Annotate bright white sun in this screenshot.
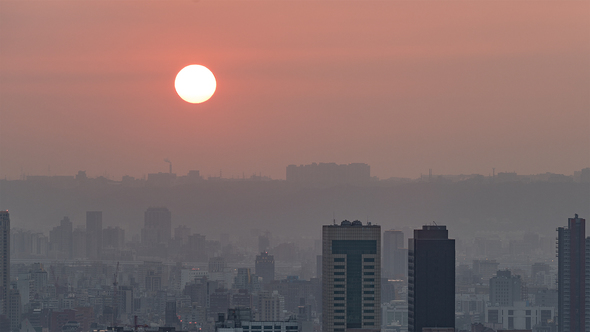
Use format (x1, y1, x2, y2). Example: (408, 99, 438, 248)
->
(175, 64, 216, 104)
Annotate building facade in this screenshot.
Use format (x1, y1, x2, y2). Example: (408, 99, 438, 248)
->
(142, 207, 172, 245)
(322, 220, 381, 332)
(557, 214, 589, 332)
(382, 230, 407, 280)
(489, 270, 522, 306)
(255, 252, 275, 284)
(408, 225, 455, 332)
(0, 211, 9, 317)
(86, 211, 103, 259)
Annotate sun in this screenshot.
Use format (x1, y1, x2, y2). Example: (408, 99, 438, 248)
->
(175, 65, 216, 104)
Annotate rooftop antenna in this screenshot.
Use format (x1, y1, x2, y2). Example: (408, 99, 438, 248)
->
(333, 212, 336, 225)
(164, 158, 172, 174)
(432, 221, 438, 226)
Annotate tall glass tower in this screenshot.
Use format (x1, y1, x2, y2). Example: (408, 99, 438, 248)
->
(322, 220, 381, 332)
(0, 211, 10, 317)
(557, 214, 588, 332)
(408, 225, 455, 332)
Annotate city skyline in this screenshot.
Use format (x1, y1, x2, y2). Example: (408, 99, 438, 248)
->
(1, 1, 588, 181)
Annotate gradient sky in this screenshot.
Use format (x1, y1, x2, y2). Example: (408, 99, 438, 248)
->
(1, 0, 588, 180)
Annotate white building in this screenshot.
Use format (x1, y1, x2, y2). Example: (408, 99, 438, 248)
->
(485, 301, 554, 330)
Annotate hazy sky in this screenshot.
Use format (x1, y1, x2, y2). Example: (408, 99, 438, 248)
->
(1, 0, 588, 180)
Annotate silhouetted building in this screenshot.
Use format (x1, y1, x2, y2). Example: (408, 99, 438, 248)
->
(49, 217, 72, 259)
(255, 252, 275, 284)
(557, 214, 588, 332)
(142, 207, 172, 245)
(408, 225, 455, 332)
(322, 220, 381, 332)
(0, 212, 8, 326)
(286, 163, 370, 184)
(86, 211, 103, 259)
(383, 230, 407, 279)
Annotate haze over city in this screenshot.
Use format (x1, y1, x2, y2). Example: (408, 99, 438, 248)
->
(1, 1, 590, 332)
(1, 1, 588, 180)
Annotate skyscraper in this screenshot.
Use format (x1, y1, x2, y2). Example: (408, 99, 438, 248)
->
(382, 230, 407, 279)
(322, 220, 381, 332)
(557, 214, 588, 332)
(86, 211, 103, 259)
(141, 207, 172, 245)
(408, 225, 455, 332)
(0, 211, 9, 317)
(255, 252, 275, 284)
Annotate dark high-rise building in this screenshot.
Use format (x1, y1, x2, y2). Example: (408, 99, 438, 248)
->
(557, 214, 588, 332)
(383, 230, 407, 279)
(0, 211, 9, 317)
(255, 252, 275, 283)
(408, 225, 455, 332)
(142, 207, 172, 245)
(322, 220, 381, 332)
(86, 211, 103, 259)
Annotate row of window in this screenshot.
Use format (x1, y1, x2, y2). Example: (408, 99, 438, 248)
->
(334, 271, 375, 276)
(333, 278, 374, 282)
(334, 265, 375, 269)
(333, 309, 374, 314)
(334, 258, 375, 262)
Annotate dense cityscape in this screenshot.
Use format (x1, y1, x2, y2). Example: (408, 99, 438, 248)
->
(0, 164, 588, 332)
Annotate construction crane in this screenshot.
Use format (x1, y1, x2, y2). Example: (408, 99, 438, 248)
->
(112, 262, 120, 327)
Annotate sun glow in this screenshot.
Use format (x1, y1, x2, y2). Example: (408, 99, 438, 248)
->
(175, 65, 216, 104)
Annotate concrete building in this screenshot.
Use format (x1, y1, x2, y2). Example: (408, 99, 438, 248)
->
(485, 301, 554, 330)
(382, 230, 407, 280)
(322, 220, 381, 332)
(86, 211, 103, 259)
(142, 207, 172, 245)
(0, 211, 9, 317)
(557, 214, 589, 332)
(255, 252, 275, 284)
(489, 270, 522, 306)
(408, 225, 455, 332)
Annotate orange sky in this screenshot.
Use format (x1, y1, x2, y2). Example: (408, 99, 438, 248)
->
(1, 0, 588, 180)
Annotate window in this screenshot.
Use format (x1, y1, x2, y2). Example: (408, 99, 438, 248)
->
(363, 316, 374, 320)
(363, 258, 374, 262)
(334, 297, 345, 301)
(264, 326, 272, 329)
(334, 316, 345, 319)
(364, 265, 375, 269)
(334, 265, 345, 269)
(363, 303, 374, 307)
(508, 317, 514, 329)
(334, 303, 344, 307)
(364, 278, 375, 282)
(334, 329, 344, 332)
(363, 291, 374, 294)
(364, 284, 375, 288)
(334, 291, 344, 294)
(363, 272, 374, 276)
(363, 297, 375, 301)
(363, 310, 374, 313)
(334, 278, 345, 282)
(508, 310, 514, 315)
(363, 322, 374, 326)
(334, 310, 345, 313)
(526, 310, 531, 315)
(334, 272, 345, 276)
(334, 285, 344, 288)
(334, 258, 345, 262)
(334, 322, 344, 326)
